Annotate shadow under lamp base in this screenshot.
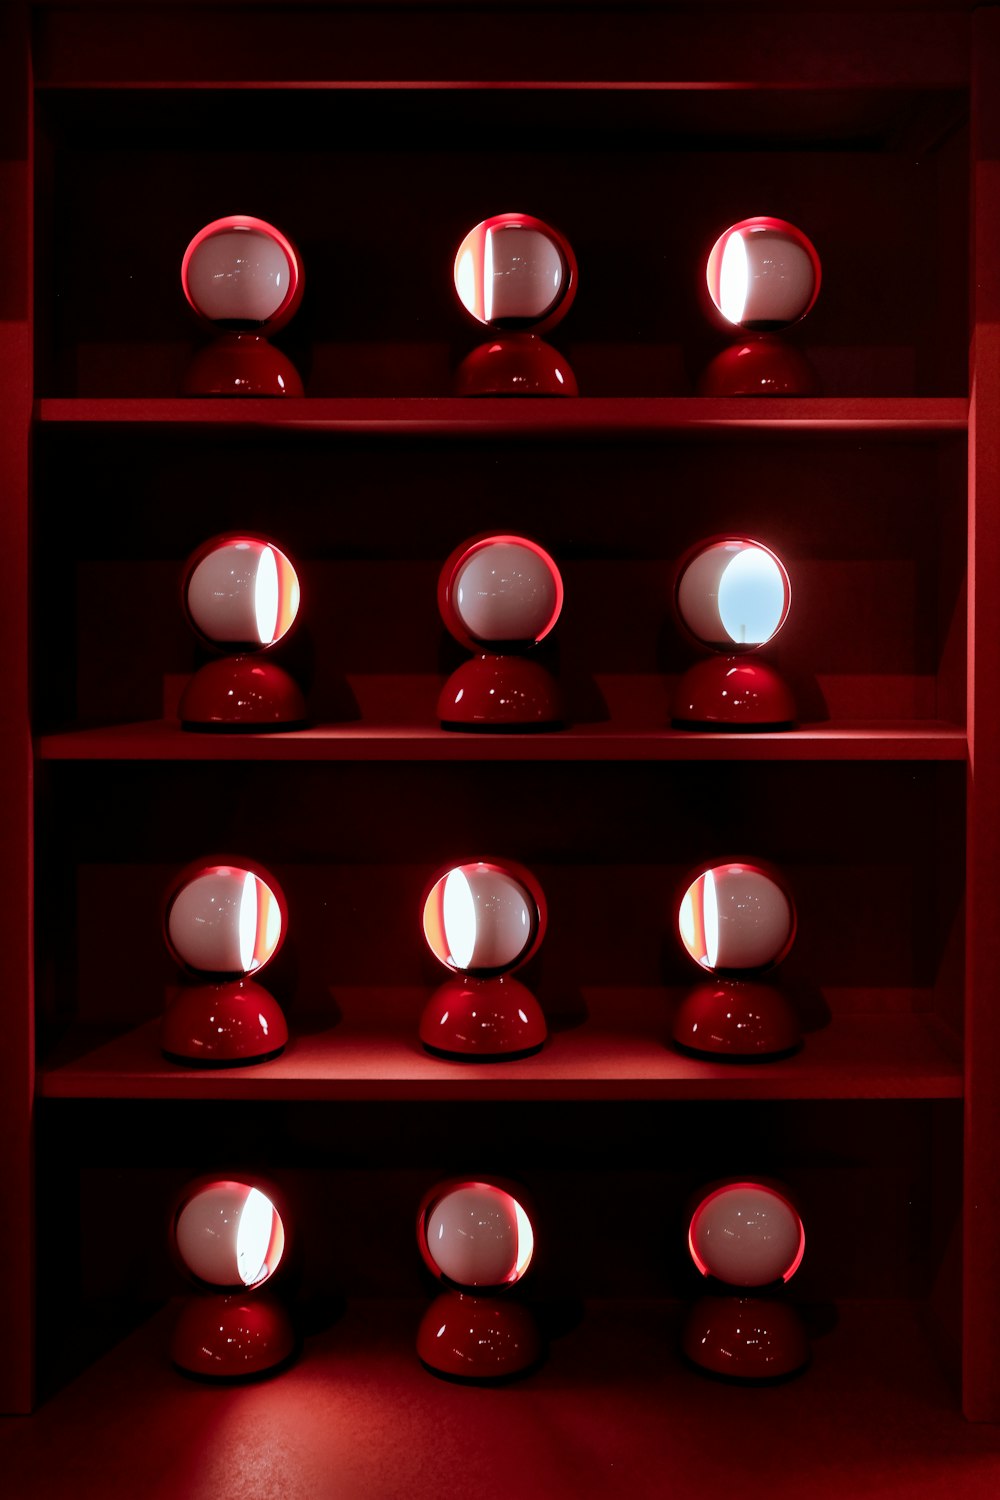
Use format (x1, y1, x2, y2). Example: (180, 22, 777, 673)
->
(698, 336, 819, 397)
(439, 654, 564, 731)
(672, 657, 795, 730)
(672, 979, 801, 1060)
(181, 333, 304, 397)
(682, 1294, 809, 1382)
(179, 657, 307, 731)
(420, 974, 547, 1060)
(455, 334, 578, 397)
(171, 1292, 296, 1380)
(416, 1290, 543, 1380)
(160, 979, 289, 1066)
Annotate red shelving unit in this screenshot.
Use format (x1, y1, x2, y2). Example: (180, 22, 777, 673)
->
(3, 1, 1000, 1492)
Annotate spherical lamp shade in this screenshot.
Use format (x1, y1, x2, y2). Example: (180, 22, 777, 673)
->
(182, 217, 304, 333)
(160, 860, 290, 1066)
(453, 213, 578, 396)
(415, 1178, 542, 1380)
(672, 537, 796, 730)
(678, 862, 795, 975)
(437, 536, 565, 730)
(454, 214, 576, 333)
(184, 536, 300, 649)
(178, 534, 307, 732)
(706, 218, 820, 332)
(688, 1181, 805, 1288)
(419, 860, 548, 1059)
(169, 1178, 295, 1379)
(672, 860, 801, 1059)
(180, 216, 304, 395)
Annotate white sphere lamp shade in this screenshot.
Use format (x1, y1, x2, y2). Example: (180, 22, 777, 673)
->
(679, 862, 795, 975)
(166, 864, 284, 978)
(421, 1182, 534, 1289)
(174, 1180, 286, 1290)
(184, 536, 300, 649)
(454, 214, 576, 332)
(706, 218, 821, 332)
(688, 1180, 805, 1288)
(423, 862, 538, 976)
(182, 216, 304, 333)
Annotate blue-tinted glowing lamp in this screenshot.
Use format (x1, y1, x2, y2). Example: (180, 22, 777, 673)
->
(671, 537, 796, 730)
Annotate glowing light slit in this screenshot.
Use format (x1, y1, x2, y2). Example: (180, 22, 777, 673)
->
(483, 229, 494, 324)
(236, 1188, 277, 1286)
(513, 1199, 534, 1279)
(254, 545, 280, 645)
(720, 231, 749, 325)
(239, 872, 258, 972)
(443, 868, 477, 970)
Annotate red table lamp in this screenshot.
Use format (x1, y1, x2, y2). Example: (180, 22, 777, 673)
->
(453, 212, 578, 395)
(160, 857, 290, 1065)
(682, 1178, 809, 1380)
(437, 533, 565, 729)
(178, 532, 307, 731)
(700, 217, 821, 395)
(181, 215, 305, 395)
(169, 1177, 296, 1379)
(415, 1178, 542, 1379)
(671, 535, 795, 729)
(672, 858, 801, 1058)
(420, 857, 548, 1059)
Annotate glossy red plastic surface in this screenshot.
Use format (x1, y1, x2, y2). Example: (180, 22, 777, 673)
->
(438, 653, 563, 729)
(682, 1295, 809, 1381)
(170, 1291, 296, 1379)
(419, 973, 547, 1058)
(672, 978, 801, 1059)
(180, 333, 304, 397)
(160, 978, 289, 1065)
(416, 1290, 542, 1380)
(454, 334, 578, 396)
(178, 656, 307, 730)
(698, 337, 819, 396)
(181, 216, 304, 333)
(672, 656, 796, 730)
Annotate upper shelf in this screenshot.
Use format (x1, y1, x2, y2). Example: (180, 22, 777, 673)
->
(36, 718, 968, 764)
(34, 397, 969, 437)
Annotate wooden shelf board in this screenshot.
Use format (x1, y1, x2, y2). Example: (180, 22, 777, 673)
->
(36, 718, 968, 764)
(37, 1008, 963, 1103)
(34, 397, 969, 437)
(2, 1299, 998, 1500)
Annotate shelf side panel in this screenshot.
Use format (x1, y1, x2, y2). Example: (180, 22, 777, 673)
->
(0, 0, 34, 1416)
(964, 4, 1000, 1425)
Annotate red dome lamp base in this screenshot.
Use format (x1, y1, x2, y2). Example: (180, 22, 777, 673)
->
(161, 979, 289, 1066)
(417, 1290, 543, 1380)
(420, 974, 547, 1060)
(682, 1295, 809, 1381)
(439, 654, 563, 730)
(179, 657, 307, 731)
(455, 334, 578, 397)
(672, 978, 801, 1060)
(698, 336, 819, 397)
(171, 1292, 296, 1380)
(672, 656, 795, 730)
(181, 333, 304, 397)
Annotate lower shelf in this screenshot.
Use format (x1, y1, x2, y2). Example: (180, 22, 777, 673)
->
(2, 1299, 998, 1499)
(37, 1003, 963, 1101)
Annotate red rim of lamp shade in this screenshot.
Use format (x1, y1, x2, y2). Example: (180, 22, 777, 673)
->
(415, 1177, 542, 1380)
(683, 1178, 808, 1380)
(177, 533, 308, 731)
(169, 1176, 296, 1379)
(419, 857, 549, 1059)
(437, 534, 565, 730)
(160, 857, 290, 1066)
(671, 535, 796, 730)
(672, 858, 801, 1058)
